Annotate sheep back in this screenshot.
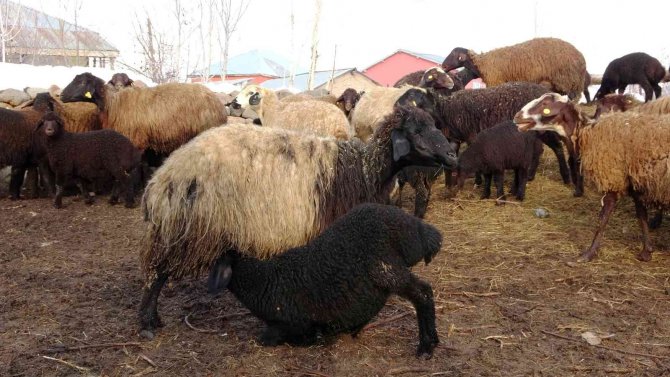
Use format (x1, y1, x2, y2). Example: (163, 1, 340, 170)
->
(141, 124, 340, 279)
(54, 100, 101, 133)
(105, 83, 227, 153)
(350, 87, 413, 141)
(0, 107, 43, 166)
(471, 38, 586, 97)
(579, 112, 670, 204)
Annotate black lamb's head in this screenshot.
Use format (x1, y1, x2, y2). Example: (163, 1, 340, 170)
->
(36, 111, 65, 138)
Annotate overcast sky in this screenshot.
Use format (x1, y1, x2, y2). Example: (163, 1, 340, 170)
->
(16, 0, 670, 77)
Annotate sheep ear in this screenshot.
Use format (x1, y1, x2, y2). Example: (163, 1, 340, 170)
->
(391, 129, 410, 161)
(34, 120, 44, 131)
(207, 255, 233, 294)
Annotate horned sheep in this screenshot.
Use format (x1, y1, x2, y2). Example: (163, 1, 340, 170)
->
(515, 93, 670, 262)
(232, 85, 353, 139)
(138, 105, 458, 336)
(215, 203, 442, 358)
(442, 37, 587, 100)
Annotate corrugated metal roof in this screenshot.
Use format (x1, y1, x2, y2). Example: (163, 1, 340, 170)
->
(2, 0, 118, 54)
(260, 68, 355, 91)
(195, 49, 303, 77)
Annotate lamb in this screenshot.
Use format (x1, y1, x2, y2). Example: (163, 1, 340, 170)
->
(36, 111, 142, 208)
(232, 85, 354, 140)
(396, 83, 578, 195)
(593, 52, 666, 102)
(514, 92, 670, 262)
(138, 105, 458, 336)
(0, 92, 57, 199)
(60, 72, 226, 155)
(456, 120, 544, 203)
(394, 67, 469, 96)
(107, 72, 134, 91)
(335, 88, 363, 118)
(442, 37, 587, 99)
(211, 203, 442, 358)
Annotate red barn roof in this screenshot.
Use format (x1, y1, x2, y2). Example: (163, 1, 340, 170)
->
(362, 50, 444, 87)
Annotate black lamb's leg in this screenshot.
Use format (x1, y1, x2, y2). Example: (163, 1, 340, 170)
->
(515, 168, 528, 201)
(396, 274, 438, 359)
(652, 82, 662, 100)
(540, 134, 571, 185)
(640, 80, 654, 102)
(25, 166, 39, 199)
(9, 165, 27, 200)
(580, 191, 618, 262)
(413, 172, 431, 219)
(630, 190, 653, 262)
(138, 270, 169, 338)
(494, 171, 505, 204)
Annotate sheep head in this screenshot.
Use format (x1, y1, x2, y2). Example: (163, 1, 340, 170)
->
(231, 84, 264, 110)
(594, 94, 640, 119)
(107, 73, 134, 90)
(335, 88, 361, 114)
(30, 92, 56, 113)
(35, 111, 65, 138)
(420, 67, 454, 90)
(61, 72, 106, 108)
(514, 93, 579, 139)
(389, 105, 457, 169)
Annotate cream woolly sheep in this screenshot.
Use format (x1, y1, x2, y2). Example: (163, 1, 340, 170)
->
(138, 105, 458, 336)
(515, 93, 670, 262)
(60, 72, 227, 155)
(442, 37, 587, 100)
(232, 85, 353, 140)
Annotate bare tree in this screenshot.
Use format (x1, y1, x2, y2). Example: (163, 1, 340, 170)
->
(214, 0, 250, 79)
(307, 0, 321, 90)
(0, 0, 22, 63)
(133, 14, 177, 84)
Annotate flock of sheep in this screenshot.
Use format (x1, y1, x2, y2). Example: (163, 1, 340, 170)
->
(1, 36, 669, 359)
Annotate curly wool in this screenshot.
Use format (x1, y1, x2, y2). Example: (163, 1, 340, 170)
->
(469, 38, 586, 97)
(578, 112, 670, 205)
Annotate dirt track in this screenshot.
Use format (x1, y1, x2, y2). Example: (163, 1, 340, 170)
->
(2, 152, 670, 376)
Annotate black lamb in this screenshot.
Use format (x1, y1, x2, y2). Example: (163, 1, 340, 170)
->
(456, 121, 543, 202)
(36, 111, 142, 208)
(208, 203, 443, 358)
(594, 52, 666, 102)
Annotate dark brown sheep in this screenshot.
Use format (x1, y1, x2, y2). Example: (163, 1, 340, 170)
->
(594, 52, 666, 102)
(335, 88, 363, 118)
(107, 73, 134, 91)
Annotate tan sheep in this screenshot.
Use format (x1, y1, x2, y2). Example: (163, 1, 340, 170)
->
(443, 38, 587, 100)
(515, 92, 670, 262)
(232, 85, 353, 140)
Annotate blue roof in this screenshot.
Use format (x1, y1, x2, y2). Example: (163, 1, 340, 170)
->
(200, 49, 304, 77)
(260, 68, 356, 91)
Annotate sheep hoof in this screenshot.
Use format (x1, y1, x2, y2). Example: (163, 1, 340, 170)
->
(577, 251, 595, 263)
(53, 202, 62, 209)
(415, 344, 436, 359)
(108, 197, 119, 205)
(124, 202, 136, 209)
(139, 329, 155, 340)
(573, 190, 584, 198)
(635, 250, 652, 262)
(84, 198, 95, 205)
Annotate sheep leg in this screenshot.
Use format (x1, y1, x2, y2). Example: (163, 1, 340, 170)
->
(511, 170, 519, 196)
(78, 180, 95, 205)
(108, 180, 120, 205)
(541, 135, 571, 184)
(9, 165, 27, 200)
(648, 209, 664, 229)
(514, 169, 528, 201)
(630, 191, 653, 262)
(394, 176, 406, 207)
(396, 274, 438, 359)
(580, 191, 618, 262)
(38, 161, 55, 197)
(494, 171, 505, 205)
(413, 172, 431, 219)
(528, 144, 543, 181)
(652, 82, 662, 100)
(480, 173, 492, 199)
(640, 80, 655, 102)
(138, 270, 169, 337)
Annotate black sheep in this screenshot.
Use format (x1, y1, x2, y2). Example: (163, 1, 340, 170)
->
(0, 93, 56, 199)
(36, 111, 142, 208)
(456, 121, 543, 202)
(393, 165, 443, 218)
(583, 71, 592, 103)
(209, 203, 443, 358)
(594, 52, 666, 102)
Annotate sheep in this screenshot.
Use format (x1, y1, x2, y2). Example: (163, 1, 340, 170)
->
(36, 111, 142, 208)
(60, 72, 227, 155)
(0, 92, 57, 199)
(392, 165, 444, 218)
(232, 85, 353, 140)
(396, 83, 579, 195)
(455, 120, 544, 203)
(442, 37, 587, 99)
(107, 73, 134, 91)
(210, 203, 442, 358)
(138, 105, 458, 336)
(514, 92, 670, 262)
(393, 67, 469, 96)
(593, 52, 666, 102)
(335, 88, 363, 118)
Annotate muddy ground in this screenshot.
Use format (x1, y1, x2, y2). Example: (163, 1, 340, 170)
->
(1, 151, 670, 376)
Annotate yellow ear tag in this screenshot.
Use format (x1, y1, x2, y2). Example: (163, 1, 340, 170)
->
(427, 75, 433, 80)
(411, 100, 417, 106)
(542, 108, 551, 115)
(84, 91, 92, 99)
